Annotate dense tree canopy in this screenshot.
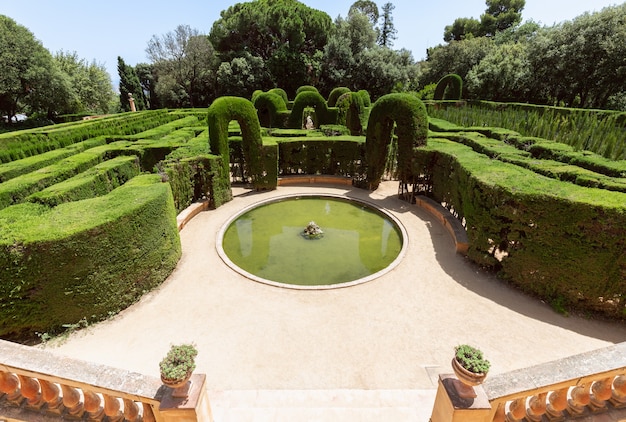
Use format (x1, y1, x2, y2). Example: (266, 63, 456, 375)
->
(423, 2, 626, 110)
(209, 0, 332, 96)
(444, 0, 525, 41)
(54, 51, 115, 115)
(118, 56, 146, 111)
(0, 15, 59, 121)
(146, 25, 218, 108)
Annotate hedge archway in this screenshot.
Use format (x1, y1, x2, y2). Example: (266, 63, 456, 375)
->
(207, 96, 274, 190)
(364, 93, 429, 190)
(433, 74, 463, 100)
(328, 87, 351, 107)
(287, 90, 338, 128)
(253, 92, 288, 128)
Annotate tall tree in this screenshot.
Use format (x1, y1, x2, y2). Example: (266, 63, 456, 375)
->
(54, 51, 115, 114)
(146, 25, 218, 107)
(348, 0, 379, 26)
(319, 12, 377, 93)
(117, 57, 145, 111)
(209, 0, 332, 96)
(480, 0, 525, 37)
(0, 15, 59, 122)
(528, 3, 626, 108)
(443, 17, 482, 42)
(378, 2, 397, 47)
(134, 63, 159, 109)
(419, 36, 495, 92)
(443, 0, 525, 41)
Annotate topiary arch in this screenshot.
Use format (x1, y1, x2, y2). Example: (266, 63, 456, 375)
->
(364, 93, 429, 190)
(287, 90, 339, 128)
(327, 87, 351, 107)
(207, 96, 275, 190)
(253, 92, 288, 128)
(433, 73, 463, 100)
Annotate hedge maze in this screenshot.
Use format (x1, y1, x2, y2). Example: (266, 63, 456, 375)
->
(1, 87, 625, 341)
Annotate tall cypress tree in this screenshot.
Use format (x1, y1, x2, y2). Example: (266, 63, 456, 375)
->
(117, 56, 145, 111)
(378, 2, 397, 48)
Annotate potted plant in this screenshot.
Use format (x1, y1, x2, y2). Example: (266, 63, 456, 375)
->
(451, 344, 490, 398)
(159, 344, 198, 389)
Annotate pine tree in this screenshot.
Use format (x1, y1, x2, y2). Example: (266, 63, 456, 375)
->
(378, 2, 397, 48)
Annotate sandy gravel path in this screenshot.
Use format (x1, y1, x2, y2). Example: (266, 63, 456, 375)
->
(44, 182, 626, 390)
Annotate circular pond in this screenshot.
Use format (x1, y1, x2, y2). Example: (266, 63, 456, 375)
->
(217, 194, 407, 289)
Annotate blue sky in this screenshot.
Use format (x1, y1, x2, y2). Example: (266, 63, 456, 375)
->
(1, 0, 621, 84)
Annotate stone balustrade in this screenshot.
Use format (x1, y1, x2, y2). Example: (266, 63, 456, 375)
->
(0, 340, 212, 421)
(431, 342, 626, 421)
(484, 342, 626, 421)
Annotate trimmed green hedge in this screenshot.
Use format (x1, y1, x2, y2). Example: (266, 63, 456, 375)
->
(295, 85, 319, 96)
(433, 74, 463, 100)
(0, 110, 180, 164)
(414, 137, 626, 318)
(365, 93, 429, 189)
(287, 91, 339, 129)
(0, 136, 108, 183)
(268, 88, 289, 105)
(427, 100, 626, 160)
(208, 96, 275, 190)
(253, 92, 289, 128)
(328, 87, 351, 107)
(26, 156, 141, 207)
(0, 174, 181, 340)
(276, 137, 365, 176)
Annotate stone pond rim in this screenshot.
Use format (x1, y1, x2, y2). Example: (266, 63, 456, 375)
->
(216, 193, 408, 290)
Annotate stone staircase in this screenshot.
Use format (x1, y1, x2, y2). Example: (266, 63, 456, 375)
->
(208, 389, 437, 421)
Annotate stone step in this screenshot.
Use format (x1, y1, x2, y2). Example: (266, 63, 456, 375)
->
(208, 389, 437, 422)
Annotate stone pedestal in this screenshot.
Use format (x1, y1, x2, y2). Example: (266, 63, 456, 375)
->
(159, 374, 213, 422)
(430, 374, 491, 422)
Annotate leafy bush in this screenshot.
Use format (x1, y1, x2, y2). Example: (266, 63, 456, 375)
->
(455, 345, 490, 374)
(159, 344, 198, 381)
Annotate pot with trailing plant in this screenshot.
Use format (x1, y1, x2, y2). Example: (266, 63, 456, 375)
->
(159, 344, 198, 392)
(451, 344, 490, 398)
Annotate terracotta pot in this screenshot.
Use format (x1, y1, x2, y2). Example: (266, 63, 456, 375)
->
(161, 372, 192, 389)
(451, 358, 487, 387)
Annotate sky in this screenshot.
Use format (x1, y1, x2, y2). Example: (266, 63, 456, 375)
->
(1, 0, 622, 85)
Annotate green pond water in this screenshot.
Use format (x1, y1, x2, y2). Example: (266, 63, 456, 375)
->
(221, 196, 403, 286)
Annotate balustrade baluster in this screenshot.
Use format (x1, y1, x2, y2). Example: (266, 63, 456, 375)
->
(103, 394, 124, 422)
(142, 402, 157, 422)
(491, 402, 506, 422)
(61, 383, 85, 417)
(589, 377, 614, 411)
(568, 382, 591, 415)
(84, 390, 105, 420)
(123, 398, 141, 421)
(0, 370, 22, 404)
(526, 392, 548, 421)
(39, 379, 63, 414)
(506, 397, 527, 421)
(546, 387, 569, 420)
(17, 374, 44, 408)
(611, 375, 626, 407)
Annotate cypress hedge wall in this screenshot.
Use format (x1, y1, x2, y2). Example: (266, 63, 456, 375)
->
(253, 92, 289, 128)
(414, 137, 626, 318)
(287, 91, 339, 129)
(0, 110, 180, 163)
(208, 96, 275, 190)
(327, 87, 351, 107)
(0, 174, 181, 340)
(433, 74, 463, 100)
(365, 93, 429, 189)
